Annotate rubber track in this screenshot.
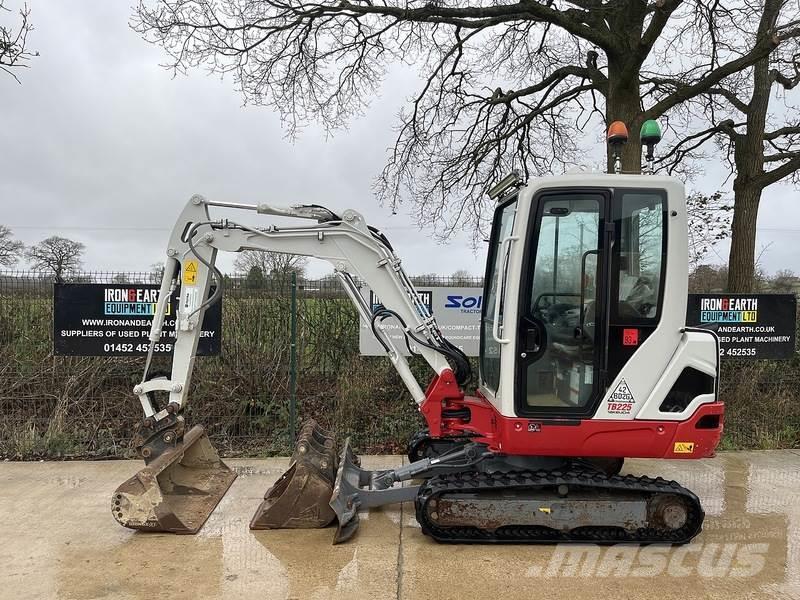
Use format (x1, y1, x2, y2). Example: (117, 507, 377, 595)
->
(415, 469, 704, 544)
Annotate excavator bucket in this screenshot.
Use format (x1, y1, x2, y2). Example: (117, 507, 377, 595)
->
(112, 425, 237, 534)
(250, 419, 339, 529)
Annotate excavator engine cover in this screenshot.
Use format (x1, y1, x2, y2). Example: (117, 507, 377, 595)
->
(250, 419, 338, 529)
(112, 425, 237, 534)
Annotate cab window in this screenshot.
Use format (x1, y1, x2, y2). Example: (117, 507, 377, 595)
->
(614, 191, 666, 323)
(480, 197, 518, 393)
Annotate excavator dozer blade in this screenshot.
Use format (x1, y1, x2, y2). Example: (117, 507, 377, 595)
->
(112, 425, 237, 534)
(329, 436, 362, 544)
(329, 437, 421, 544)
(250, 419, 338, 529)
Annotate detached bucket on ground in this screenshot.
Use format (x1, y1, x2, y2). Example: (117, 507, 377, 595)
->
(250, 419, 338, 529)
(112, 425, 237, 534)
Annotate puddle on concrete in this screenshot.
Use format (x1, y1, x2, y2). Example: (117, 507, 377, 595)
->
(245, 508, 399, 600)
(2, 452, 796, 600)
(400, 452, 800, 600)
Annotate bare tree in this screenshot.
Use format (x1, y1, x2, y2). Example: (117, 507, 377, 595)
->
(450, 269, 476, 286)
(685, 192, 732, 267)
(1, 1, 36, 83)
(657, 1, 800, 292)
(411, 273, 441, 286)
(769, 268, 798, 292)
(0, 224, 24, 267)
(26, 236, 85, 283)
(133, 0, 800, 241)
(234, 250, 307, 280)
(112, 273, 133, 284)
(688, 264, 728, 293)
(148, 261, 165, 283)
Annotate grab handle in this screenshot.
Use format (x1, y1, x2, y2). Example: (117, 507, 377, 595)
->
(492, 235, 518, 344)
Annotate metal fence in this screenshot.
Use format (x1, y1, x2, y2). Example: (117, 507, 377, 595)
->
(0, 271, 482, 459)
(0, 270, 797, 458)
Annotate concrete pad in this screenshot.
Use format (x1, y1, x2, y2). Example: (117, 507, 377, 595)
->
(401, 452, 800, 600)
(0, 456, 403, 600)
(0, 451, 798, 599)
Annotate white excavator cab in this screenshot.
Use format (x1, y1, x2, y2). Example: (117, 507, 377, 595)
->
(479, 175, 715, 424)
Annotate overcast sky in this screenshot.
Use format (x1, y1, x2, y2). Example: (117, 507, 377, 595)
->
(1, 2, 798, 278)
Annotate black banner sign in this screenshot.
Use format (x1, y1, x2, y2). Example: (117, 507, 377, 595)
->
(687, 293, 796, 359)
(53, 283, 222, 356)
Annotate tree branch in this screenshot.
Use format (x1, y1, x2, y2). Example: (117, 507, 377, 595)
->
(656, 120, 740, 173)
(765, 125, 800, 140)
(0, 0, 36, 83)
(757, 154, 800, 187)
(707, 86, 750, 113)
(643, 34, 781, 119)
(488, 63, 599, 104)
(640, 0, 684, 53)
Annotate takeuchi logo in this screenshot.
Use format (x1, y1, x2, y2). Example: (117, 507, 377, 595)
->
(699, 297, 758, 323)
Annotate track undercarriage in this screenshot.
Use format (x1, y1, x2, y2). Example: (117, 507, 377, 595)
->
(248, 421, 705, 545)
(415, 470, 702, 544)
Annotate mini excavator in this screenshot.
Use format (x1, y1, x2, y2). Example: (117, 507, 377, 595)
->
(112, 121, 723, 544)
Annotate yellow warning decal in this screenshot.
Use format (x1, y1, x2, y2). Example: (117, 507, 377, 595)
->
(183, 260, 198, 285)
(538, 507, 551, 514)
(673, 442, 695, 454)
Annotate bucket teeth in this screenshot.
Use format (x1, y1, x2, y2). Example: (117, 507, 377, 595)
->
(112, 425, 237, 534)
(250, 419, 339, 529)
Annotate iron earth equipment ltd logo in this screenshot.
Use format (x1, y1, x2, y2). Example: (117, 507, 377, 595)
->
(699, 297, 758, 323)
(103, 287, 171, 317)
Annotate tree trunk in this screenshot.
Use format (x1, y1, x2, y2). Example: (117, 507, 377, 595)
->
(726, 87, 766, 293)
(605, 60, 643, 174)
(727, 183, 762, 292)
(726, 32, 772, 293)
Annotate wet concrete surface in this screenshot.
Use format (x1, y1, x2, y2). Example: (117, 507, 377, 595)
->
(0, 451, 798, 599)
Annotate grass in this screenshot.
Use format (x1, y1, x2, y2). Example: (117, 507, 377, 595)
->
(0, 422, 83, 459)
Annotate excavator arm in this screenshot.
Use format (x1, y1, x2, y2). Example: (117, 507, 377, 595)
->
(112, 194, 470, 535)
(136, 194, 465, 418)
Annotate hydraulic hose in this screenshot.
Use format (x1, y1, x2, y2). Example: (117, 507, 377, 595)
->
(185, 221, 224, 319)
(141, 221, 222, 385)
(370, 307, 472, 386)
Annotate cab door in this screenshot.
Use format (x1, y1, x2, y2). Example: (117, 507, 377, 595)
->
(514, 189, 611, 417)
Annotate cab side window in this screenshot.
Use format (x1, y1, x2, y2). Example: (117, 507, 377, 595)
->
(480, 198, 518, 393)
(615, 192, 666, 323)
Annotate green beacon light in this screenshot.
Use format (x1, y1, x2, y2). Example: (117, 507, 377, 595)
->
(640, 119, 662, 173)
